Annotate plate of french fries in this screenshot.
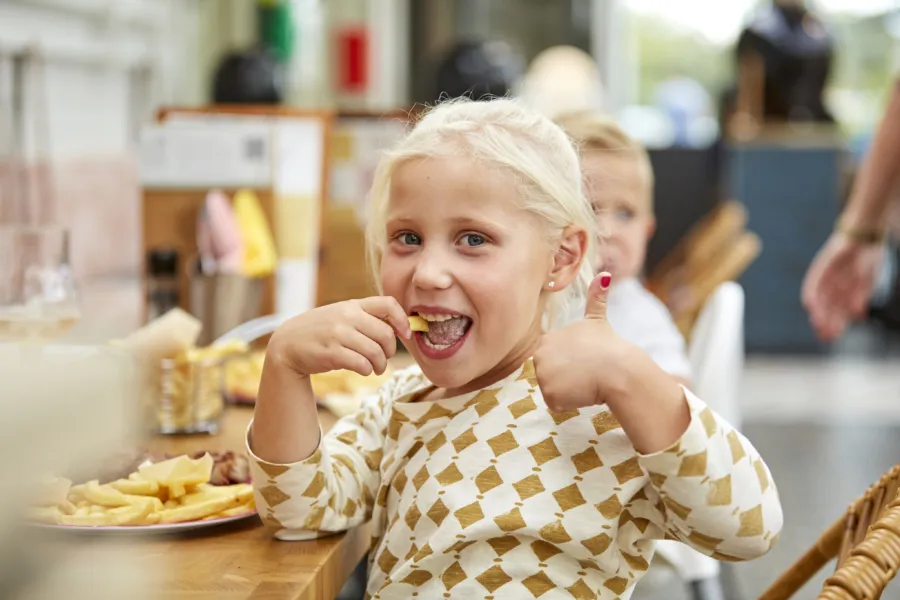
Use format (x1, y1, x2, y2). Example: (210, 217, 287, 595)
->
(27, 453, 257, 533)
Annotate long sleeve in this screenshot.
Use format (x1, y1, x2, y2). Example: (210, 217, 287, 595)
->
(246, 389, 391, 540)
(636, 389, 783, 561)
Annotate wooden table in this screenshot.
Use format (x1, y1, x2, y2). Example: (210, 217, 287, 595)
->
(45, 406, 369, 600)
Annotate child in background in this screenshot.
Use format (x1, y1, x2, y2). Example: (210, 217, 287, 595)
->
(555, 112, 692, 386)
(248, 99, 781, 599)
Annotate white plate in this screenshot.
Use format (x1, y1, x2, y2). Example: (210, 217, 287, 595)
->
(30, 510, 259, 535)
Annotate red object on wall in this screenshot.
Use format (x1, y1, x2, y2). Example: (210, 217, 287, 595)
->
(337, 27, 368, 93)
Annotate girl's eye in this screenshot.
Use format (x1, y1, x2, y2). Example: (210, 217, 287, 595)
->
(397, 232, 422, 245)
(615, 208, 635, 222)
(460, 233, 486, 247)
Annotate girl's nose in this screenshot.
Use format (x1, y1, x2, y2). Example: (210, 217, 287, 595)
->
(412, 248, 453, 290)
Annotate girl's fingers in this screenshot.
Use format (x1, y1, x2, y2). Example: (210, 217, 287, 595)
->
(331, 346, 375, 377)
(339, 328, 389, 376)
(359, 296, 412, 339)
(355, 314, 398, 360)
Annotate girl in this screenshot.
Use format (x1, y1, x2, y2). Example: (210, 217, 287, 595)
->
(248, 98, 782, 599)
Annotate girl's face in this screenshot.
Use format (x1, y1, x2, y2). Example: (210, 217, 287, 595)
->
(381, 155, 558, 395)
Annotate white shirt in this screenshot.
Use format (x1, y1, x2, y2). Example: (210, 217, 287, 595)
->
(567, 277, 693, 381)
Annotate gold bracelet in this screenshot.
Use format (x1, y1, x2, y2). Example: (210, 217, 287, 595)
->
(836, 220, 885, 245)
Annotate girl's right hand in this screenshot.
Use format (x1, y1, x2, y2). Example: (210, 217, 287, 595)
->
(266, 296, 412, 378)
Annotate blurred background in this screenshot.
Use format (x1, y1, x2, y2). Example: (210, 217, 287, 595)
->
(3, 1, 900, 599)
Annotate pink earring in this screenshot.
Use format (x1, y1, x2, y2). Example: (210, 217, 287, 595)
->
(548, 281, 556, 289)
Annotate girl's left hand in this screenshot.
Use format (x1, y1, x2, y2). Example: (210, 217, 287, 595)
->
(534, 272, 642, 412)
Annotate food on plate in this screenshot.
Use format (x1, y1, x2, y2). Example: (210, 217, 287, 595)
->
(74, 450, 250, 488)
(224, 350, 266, 404)
(408, 315, 429, 332)
(311, 369, 393, 397)
(29, 453, 255, 527)
(224, 351, 393, 406)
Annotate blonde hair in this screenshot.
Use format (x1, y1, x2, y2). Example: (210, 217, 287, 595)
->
(555, 111, 655, 210)
(365, 97, 597, 330)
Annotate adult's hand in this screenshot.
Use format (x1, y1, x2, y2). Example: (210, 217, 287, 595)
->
(802, 81, 900, 342)
(801, 232, 884, 342)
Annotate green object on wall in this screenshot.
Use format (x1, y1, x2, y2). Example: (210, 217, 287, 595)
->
(257, 0, 294, 63)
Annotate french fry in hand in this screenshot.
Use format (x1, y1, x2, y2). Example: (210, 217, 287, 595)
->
(408, 315, 429, 332)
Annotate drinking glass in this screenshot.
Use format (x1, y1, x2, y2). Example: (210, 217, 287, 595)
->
(0, 225, 80, 341)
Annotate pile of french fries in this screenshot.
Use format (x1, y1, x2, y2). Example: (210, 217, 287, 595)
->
(29, 453, 255, 527)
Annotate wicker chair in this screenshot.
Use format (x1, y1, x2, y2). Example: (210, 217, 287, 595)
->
(760, 465, 900, 600)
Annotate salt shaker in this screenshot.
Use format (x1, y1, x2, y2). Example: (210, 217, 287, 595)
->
(146, 249, 180, 323)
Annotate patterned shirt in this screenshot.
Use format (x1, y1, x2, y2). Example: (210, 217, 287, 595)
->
(247, 360, 782, 599)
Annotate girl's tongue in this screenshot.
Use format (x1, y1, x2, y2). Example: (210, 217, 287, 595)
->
(423, 316, 471, 346)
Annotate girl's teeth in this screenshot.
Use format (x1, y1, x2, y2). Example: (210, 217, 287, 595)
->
(422, 314, 455, 322)
(422, 336, 451, 351)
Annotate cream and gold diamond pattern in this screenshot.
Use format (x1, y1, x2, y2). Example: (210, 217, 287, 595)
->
(528, 437, 561, 466)
(487, 536, 520, 556)
(522, 571, 555, 597)
(248, 360, 782, 599)
(475, 466, 504, 494)
(531, 540, 562, 562)
(487, 431, 519, 457)
(513, 474, 545, 500)
(508, 395, 537, 419)
(453, 501, 486, 530)
(552, 483, 587, 512)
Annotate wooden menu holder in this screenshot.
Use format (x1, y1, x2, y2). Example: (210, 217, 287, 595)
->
(140, 105, 333, 324)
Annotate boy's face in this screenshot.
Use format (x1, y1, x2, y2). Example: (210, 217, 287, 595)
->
(582, 151, 655, 280)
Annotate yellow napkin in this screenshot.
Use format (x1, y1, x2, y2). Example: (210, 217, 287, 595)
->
(233, 189, 278, 278)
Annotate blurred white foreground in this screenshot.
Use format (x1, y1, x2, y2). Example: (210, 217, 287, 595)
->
(0, 343, 162, 599)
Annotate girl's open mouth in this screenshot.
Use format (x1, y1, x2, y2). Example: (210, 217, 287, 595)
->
(413, 313, 473, 359)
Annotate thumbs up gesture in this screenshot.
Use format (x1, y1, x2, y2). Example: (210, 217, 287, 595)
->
(534, 272, 631, 412)
(583, 272, 613, 322)
(534, 272, 691, 452)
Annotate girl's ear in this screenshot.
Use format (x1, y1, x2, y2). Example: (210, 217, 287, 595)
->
(646, 215, 657, 240)
(547, 226, 589, 291)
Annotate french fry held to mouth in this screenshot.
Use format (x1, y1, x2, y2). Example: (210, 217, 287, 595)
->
(408, 315, 429, 332)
